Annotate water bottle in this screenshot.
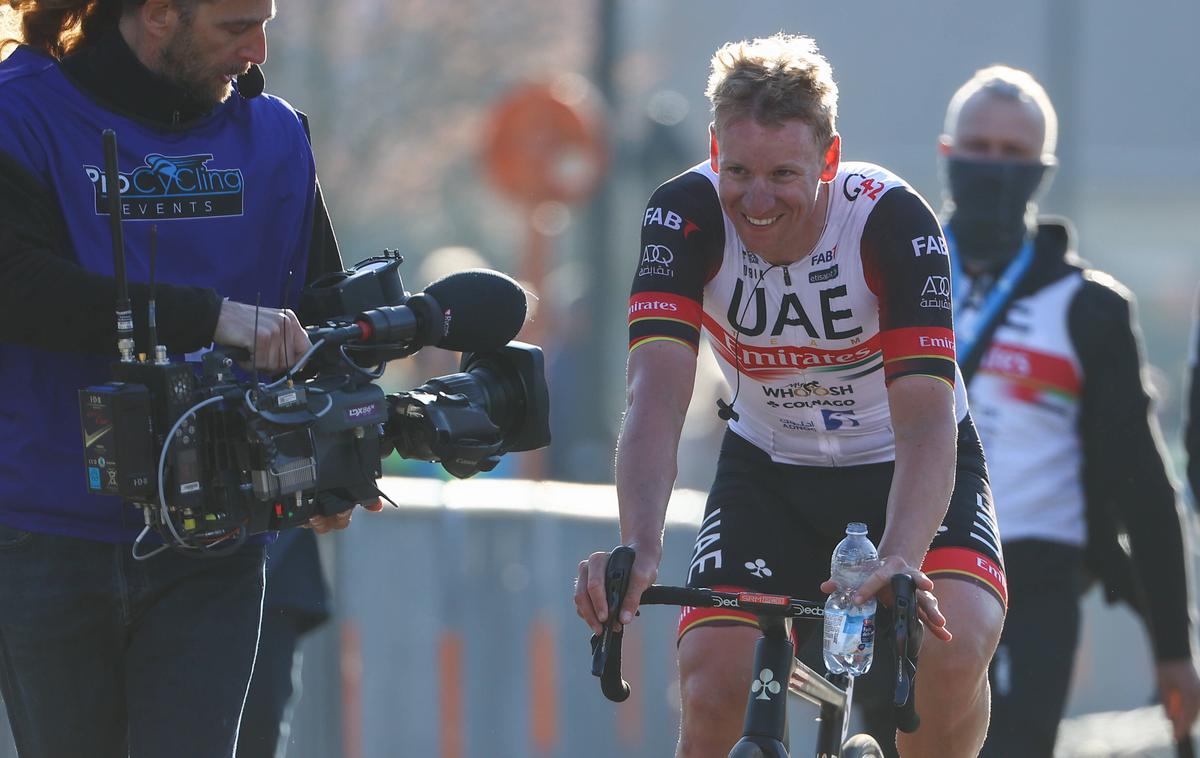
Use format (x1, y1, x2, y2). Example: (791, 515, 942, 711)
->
(822, 522, 878, 676)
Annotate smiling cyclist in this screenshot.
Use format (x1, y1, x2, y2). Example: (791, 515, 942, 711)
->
(575, 33, 1005, 758)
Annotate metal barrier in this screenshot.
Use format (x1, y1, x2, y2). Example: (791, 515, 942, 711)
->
(0, 477, 1169, 757)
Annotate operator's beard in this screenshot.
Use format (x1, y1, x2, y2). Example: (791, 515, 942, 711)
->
(158, 28, 243, 109)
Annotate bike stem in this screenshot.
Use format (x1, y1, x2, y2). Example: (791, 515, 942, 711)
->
(733, 614, 794, 755)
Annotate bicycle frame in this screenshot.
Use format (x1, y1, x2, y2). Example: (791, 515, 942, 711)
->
(590, 546, 921, 758)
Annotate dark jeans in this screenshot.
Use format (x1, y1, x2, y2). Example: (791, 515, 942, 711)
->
(0, 523, 265, 758)
(236, 610, 304, 758)
(979, 539, 1083, 758)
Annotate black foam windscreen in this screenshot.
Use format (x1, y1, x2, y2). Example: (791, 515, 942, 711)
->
(422, 269, 527, 352)
(236, 65, 265, 99)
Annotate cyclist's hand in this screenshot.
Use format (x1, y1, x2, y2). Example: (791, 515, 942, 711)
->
(1156, 658, 1200, 739)
(575, 544, 660, 636)
(820, 555, 952, 642)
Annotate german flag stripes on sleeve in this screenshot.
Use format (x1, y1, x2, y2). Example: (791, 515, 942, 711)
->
(628, 292, 703, 352)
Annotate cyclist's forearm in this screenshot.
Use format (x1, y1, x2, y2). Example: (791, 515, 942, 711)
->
(615, 396, 687, 553)
(879, 380, 957, 567)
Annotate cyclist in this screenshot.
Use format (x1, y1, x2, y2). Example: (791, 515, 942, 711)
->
(575, 33, 1005, 758)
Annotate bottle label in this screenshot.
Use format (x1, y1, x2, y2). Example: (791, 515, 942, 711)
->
(823, 608, 874, 657)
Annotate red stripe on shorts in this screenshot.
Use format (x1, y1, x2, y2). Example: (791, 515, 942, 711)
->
(922, 546, 1008, 608)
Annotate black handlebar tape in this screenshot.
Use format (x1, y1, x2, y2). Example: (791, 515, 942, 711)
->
(640, 585, 713, 607)
(891, 573, 922, 733)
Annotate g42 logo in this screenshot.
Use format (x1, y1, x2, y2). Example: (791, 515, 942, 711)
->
(842, 173, 886, 202)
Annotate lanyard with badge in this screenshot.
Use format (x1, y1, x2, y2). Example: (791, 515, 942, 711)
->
(947, 227, 1037, 377)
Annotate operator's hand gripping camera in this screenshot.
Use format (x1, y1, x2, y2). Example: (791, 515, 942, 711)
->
(78, 130, 550, 556)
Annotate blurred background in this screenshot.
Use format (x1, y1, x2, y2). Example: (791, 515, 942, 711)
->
(2, 0, 1198, 756)
(255, 0, 1200, 489)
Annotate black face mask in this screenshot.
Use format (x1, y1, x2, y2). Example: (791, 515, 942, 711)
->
(944, 156, 1056, 271)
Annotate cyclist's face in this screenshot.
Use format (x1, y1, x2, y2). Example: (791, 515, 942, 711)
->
(713, 117, 839, 265)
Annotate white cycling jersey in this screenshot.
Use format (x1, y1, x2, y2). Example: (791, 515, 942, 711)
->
(630, 160, 967, 466)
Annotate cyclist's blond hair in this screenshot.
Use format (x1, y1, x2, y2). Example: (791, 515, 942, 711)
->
(705, 33, 839, 149)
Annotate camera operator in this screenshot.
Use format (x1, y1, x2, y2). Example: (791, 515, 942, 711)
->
(0, 1, 359, 755)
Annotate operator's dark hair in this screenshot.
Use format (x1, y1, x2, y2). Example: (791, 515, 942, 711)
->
(1, 0, 203, 59)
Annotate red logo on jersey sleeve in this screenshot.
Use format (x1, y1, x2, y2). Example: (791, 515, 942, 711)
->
(880, 327, 956, 362)
(628, 291, 702, 327)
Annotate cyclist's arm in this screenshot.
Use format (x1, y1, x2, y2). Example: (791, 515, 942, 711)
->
(847, 185, 958, 639)
(576, 169, 719, 632)
(878, 375, 956, 571)
(614, 341, 698, 612)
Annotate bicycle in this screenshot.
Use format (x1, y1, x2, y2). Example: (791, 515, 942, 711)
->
(589, 545, 923, 758)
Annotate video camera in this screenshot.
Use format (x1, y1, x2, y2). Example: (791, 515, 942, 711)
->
(78, 131, 550, 556)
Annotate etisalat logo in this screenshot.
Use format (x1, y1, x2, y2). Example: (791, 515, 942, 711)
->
(83, 153, 245, 220)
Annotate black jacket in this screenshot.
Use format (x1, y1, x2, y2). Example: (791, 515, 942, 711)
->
(969, 220, 1191, 661)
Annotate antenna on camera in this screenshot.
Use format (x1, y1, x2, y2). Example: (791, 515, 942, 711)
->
(281, 269, 295, 378)
(148, 224, 167, 365)
(250, 292, 262, 390)
(102, 129, 136, 363)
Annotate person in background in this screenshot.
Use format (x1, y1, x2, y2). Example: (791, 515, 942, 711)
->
(937, 64, 1200, 756)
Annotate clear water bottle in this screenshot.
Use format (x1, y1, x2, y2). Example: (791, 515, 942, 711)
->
(822, 522, 878, 676)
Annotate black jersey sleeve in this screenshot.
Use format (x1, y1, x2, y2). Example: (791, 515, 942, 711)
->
(628, 169, 723, 353)
(1071, 273, 1192, 661)
(859, 186, 956, 387)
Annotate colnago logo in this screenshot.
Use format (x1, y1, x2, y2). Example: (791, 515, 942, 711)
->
(911, 234, 949, 257)
(85, 153, 245, 219)
(769, 398, 854, 409)
(752, 669, 782, 701)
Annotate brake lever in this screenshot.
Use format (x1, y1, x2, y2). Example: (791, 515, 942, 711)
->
(590, 545, 635, 702)
(891, 573, 924, 733)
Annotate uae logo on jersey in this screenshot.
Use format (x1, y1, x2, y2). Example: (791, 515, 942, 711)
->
(84, 153, 245, 220)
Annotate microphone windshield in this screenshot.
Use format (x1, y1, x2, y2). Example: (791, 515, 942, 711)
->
(422, 269, 527, 351)
(236, 65, 265, 99)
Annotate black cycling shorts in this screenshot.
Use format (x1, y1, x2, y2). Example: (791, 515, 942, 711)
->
(678, 415, 1006, 641)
